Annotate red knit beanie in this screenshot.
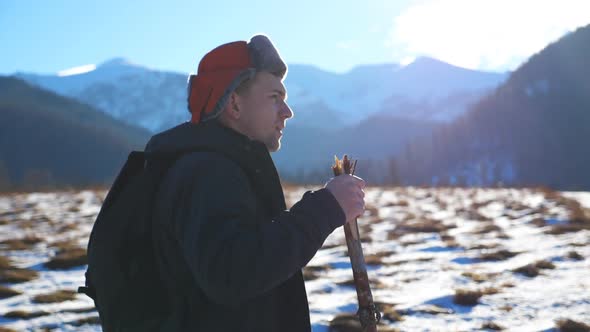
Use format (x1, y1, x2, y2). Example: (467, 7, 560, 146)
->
(187, 35, 287, 123)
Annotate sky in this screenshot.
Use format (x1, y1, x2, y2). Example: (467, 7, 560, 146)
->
(1, 0, 590, 75)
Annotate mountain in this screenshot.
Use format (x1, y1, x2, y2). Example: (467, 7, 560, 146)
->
(16, 59, 189, 132)
(16, 57, 507, 132)
(13, 56, 508, 184)
(285, 59, 507, 126)
(0, 76, 151, 190)
(398, 25, 590, 190)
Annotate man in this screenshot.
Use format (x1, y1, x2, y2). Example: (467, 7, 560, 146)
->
(147, 35, 365, 331)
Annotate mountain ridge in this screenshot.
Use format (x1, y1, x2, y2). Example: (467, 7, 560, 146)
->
(15, 56, 508, 131)
(398, 25, 590, 190)
(0, 76, 151, 190)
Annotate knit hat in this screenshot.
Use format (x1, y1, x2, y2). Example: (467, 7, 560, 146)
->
(187, 35, 287, 123)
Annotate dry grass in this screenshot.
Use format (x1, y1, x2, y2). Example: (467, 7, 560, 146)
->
(441, 233, 461, 247)
(336, 279, 356, 287)
(335, 277, 387, 290)
(49, 239, 82, 252)
(555, 318, 590, 332)
(453, 289, 483, 306)
(0, 285, 22, 299)
(44, 247, 87, 270)
(3, 310, 50, 319)
(545, 196, 590, 234)
(535, 259, 556, 270)
(375, 302, 404, 322)
(328, 312, 400, 332)
(32, 290, 77, 304)
(445, 239, 461, 248)
(67, 205, 81, 213)
(469, 243, 500, 250)
(472, 223, 503, 235)
(59, 307, 97, 314)
(461, 210, 491, 222)
(529, 217, 547, 227)
(506, 202, 530, 212)
(0, 209, 25, 217)
(57, 223, 79, 233)
(389, 219, 456, 239)
(481, 321, 504, 330)
(370, 279, 388, 290)
(0, 327, 19, 332)
(69, 316, 101, 327)
(401, 257, 434, 266)
(462, 271, 495, 283)
(364, 254, 386, 266)
(0, 255, 14, 269)
(302, 268, 320, 281)
(0, 235, 43, 250)
(513, 264, 540, 277)
(567, 251, 584, 260)
(398, 239, 423, 246)
(482, 287, 500, 295)
(499, 305, 513, 312)
(479, 249, 520, 261)
(472, 200, 493, 210)
(440, 233, 454, 241)
(389, 199, 409, 207)
(537, 186, 562, 200)
(546, 223, 590, 235)
(303, 264, 331, 280)
(0, 268, 39, 283)
(363, 204, 379, 217)
(513, 260, 555, 278)
(328, 313, 363, 332)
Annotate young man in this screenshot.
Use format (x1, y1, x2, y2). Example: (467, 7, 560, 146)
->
(147, 35, 365, 331)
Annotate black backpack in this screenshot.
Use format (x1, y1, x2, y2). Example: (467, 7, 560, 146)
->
(79, 150, 190, 331)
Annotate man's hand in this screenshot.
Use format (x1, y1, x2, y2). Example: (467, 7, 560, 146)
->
(325, 175, 366, 224)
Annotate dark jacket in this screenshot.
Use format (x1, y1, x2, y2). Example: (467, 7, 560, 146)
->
(146, 121, 345, 331)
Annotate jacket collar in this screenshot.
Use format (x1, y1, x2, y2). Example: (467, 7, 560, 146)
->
(146, 121, 286, 214)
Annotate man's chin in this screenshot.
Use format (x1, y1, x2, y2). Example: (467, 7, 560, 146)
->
(266, 140, 281, 152)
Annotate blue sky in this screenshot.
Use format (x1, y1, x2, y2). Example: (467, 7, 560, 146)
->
(2, 0, 589, 75)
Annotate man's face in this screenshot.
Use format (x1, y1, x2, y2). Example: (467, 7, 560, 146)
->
(235, 72, 293, 152)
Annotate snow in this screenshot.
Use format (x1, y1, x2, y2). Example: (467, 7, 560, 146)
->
(563, 191, 590, 209)
(57, 64, 97, 77)
(1, 187, 589, 331)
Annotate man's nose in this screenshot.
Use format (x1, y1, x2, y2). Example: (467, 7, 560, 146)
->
(280, 101, 293, 119)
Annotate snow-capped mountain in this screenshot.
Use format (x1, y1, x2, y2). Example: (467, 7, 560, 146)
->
(285, 58, 508, 126)
(16, 57, 508, 133)
(16, 58, 189, 132)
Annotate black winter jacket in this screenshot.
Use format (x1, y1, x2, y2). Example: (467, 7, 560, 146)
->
(146, 121, 345, 331)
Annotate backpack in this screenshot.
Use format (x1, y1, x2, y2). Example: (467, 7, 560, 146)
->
(78, 150, 189, 331)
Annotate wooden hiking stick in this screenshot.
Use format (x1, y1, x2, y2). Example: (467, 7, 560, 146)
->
(332, 155, 381, 332)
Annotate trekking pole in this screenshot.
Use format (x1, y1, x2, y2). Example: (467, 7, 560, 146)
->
(332, 155, 381, 332)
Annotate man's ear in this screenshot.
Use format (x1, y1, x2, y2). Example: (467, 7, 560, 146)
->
(225, 92, 242, 120)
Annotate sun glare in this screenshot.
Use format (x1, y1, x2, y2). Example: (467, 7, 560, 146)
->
(390, 0, 590, 71)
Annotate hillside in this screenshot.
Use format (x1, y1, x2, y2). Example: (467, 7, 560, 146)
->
(399, 25, 590, 190)
(0, 76, 151, 190)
